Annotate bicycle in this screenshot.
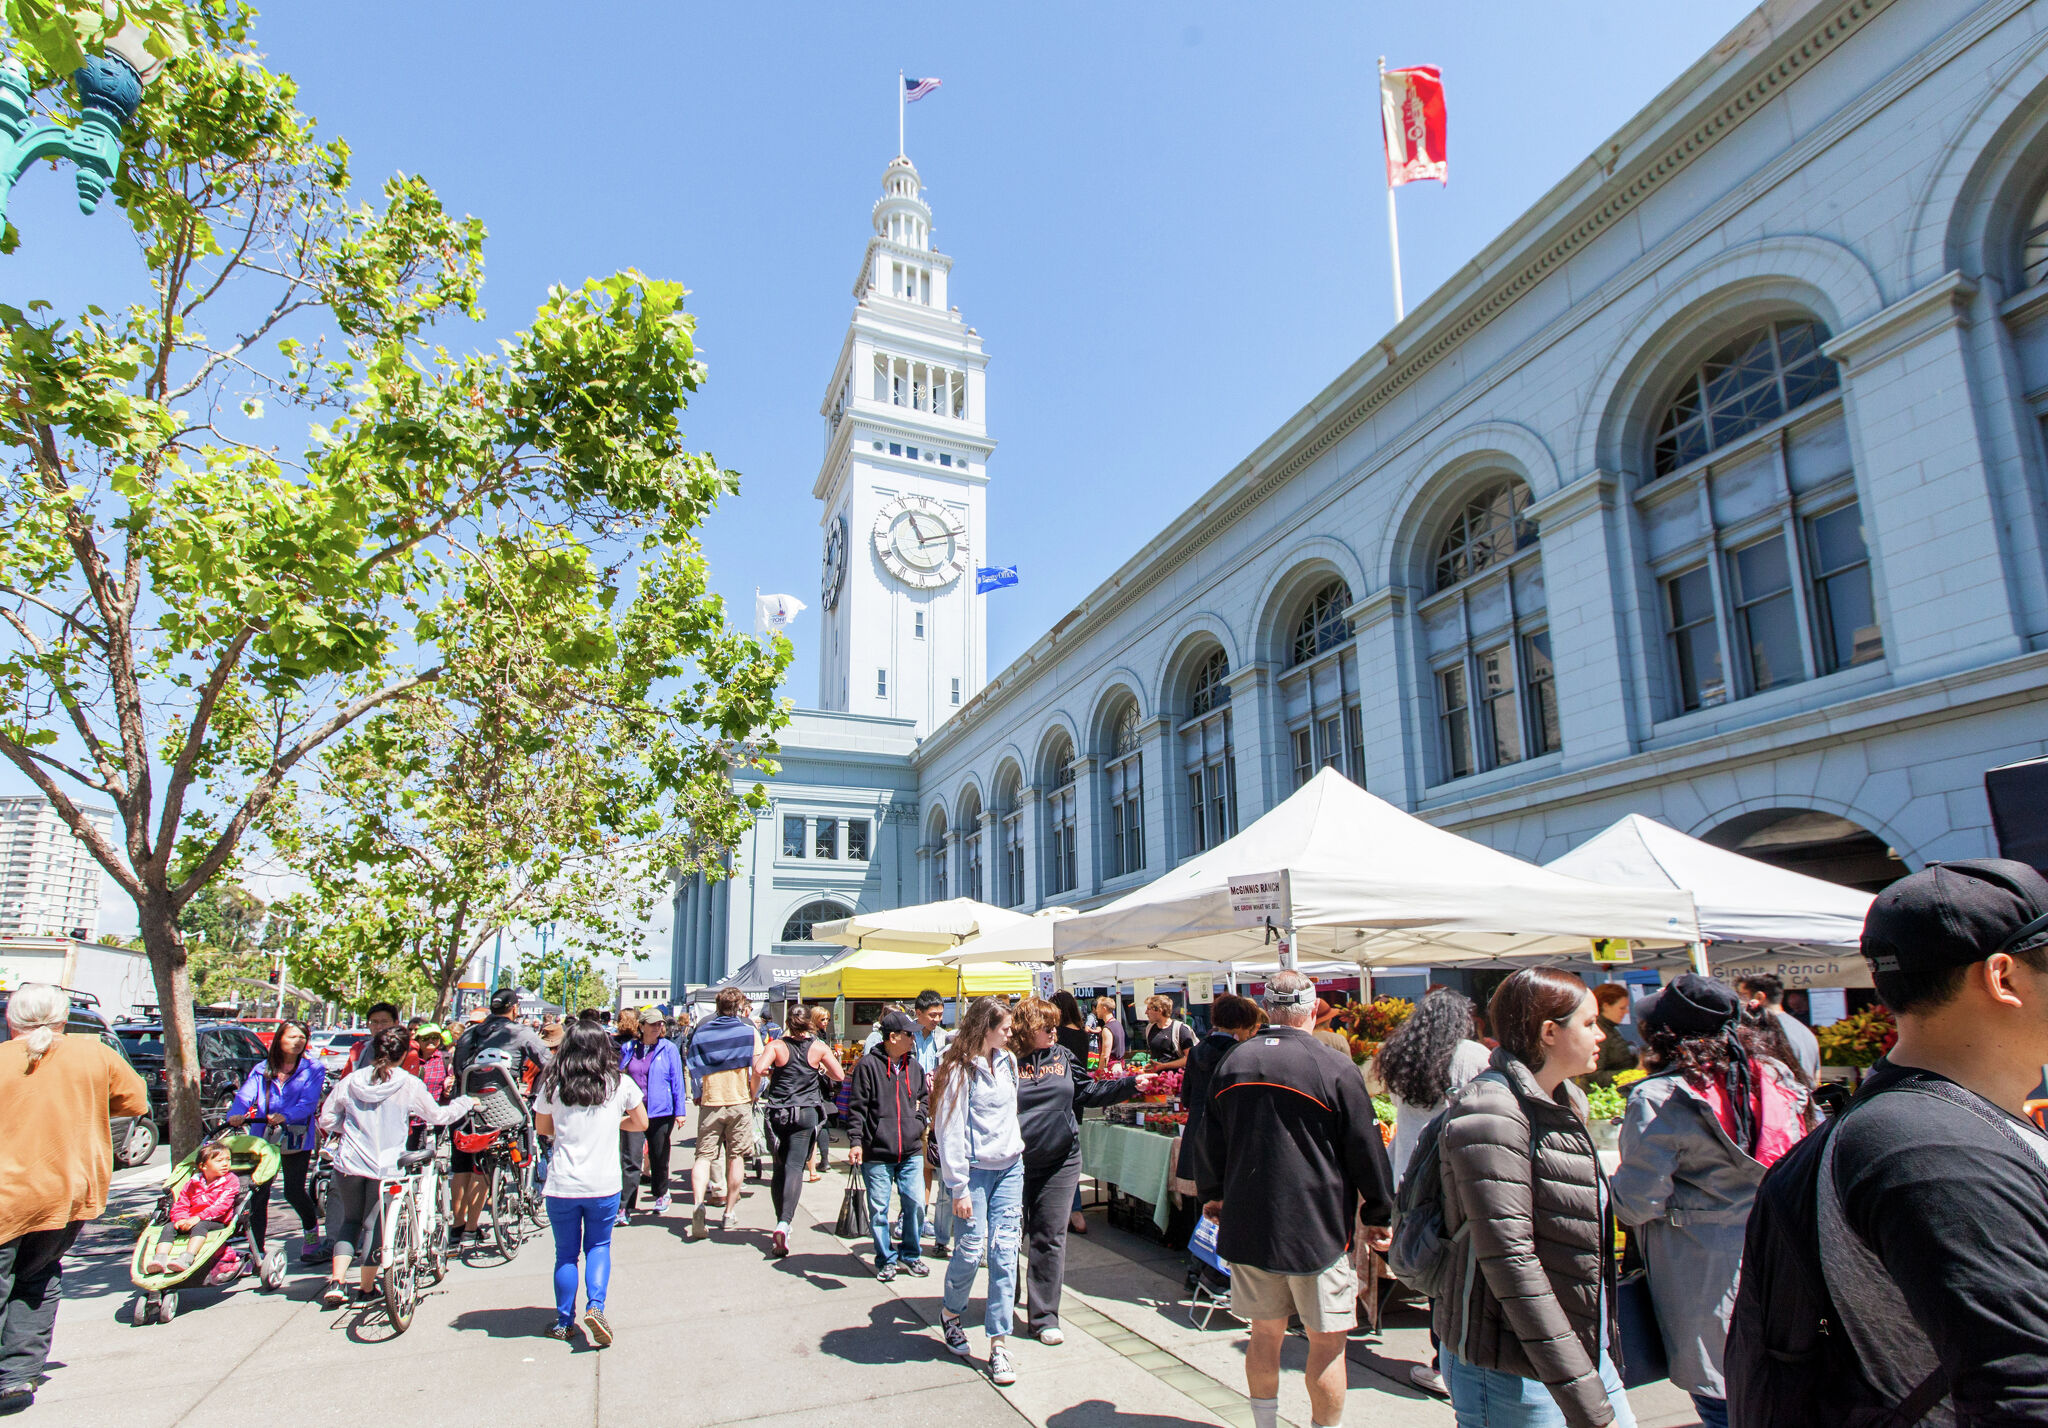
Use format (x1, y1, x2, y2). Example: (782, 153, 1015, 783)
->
(374, 1129, 452, 1333)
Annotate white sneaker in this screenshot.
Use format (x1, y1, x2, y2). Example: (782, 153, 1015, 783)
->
(987, 1342, 1017, 1386)
(650, 1194, 671, 1215)
(1409, 1363, 1447, 1397)
(1036, 1326, 1064, 1346)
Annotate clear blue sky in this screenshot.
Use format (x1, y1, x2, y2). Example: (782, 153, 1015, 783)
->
(7, 1, 1760, 951)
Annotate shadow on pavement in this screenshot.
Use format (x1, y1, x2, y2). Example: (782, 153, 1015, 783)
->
(1046, 1402, 1218, 1428)
(769, 1252, 852, 1290)
(818, 1301, 960, 1366)
(449, 1304, 564, 1342)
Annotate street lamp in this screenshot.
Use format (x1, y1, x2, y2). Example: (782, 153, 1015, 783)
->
(0, 27, 160, 226)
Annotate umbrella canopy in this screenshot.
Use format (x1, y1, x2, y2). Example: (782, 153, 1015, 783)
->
(942, 907, 1080, 965)
(810, 897, 1032, 952)
(702, 952, 836, 1003)
(1052, 768, 1699, 967)
(797, 948, 1034, 1000)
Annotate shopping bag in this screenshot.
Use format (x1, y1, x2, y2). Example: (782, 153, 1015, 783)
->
(1615, 1229, 1669, 1388)
(834, 1172, 870, 1239)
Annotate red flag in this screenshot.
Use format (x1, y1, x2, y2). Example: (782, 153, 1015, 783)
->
(1381, 65, 1447, 187)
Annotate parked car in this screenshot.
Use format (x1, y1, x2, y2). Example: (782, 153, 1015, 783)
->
(309, 1028, 369, 1076)
(237, 1017, 291, 1048)
(0, 988, 156, 1167)
(115, 1020, 268, 1133)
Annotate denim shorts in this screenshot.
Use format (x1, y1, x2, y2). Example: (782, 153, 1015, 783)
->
(1439, 1347, 1637, 1428)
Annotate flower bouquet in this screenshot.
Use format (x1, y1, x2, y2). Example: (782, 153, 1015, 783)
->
(1818, 1004, 1896, 1068)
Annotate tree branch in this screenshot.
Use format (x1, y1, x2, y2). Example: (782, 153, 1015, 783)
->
(0, 734, 141, 898)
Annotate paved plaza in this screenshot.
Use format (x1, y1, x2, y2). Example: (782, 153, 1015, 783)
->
(30, 1137, 1702, 1428)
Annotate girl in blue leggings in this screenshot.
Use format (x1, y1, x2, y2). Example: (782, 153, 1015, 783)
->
(533, 1020, 648, 1346)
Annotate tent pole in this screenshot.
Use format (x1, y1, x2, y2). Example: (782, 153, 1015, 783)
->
(1688, 941, 1709, 976)
(1281, 924, 1298, 972)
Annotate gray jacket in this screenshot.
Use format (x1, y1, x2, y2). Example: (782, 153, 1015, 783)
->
(934, 1049, 1023, 1196)
(1609, 1061, 1807, 1399)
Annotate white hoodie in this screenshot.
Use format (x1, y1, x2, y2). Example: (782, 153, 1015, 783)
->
(318, 1066, 474, 1179)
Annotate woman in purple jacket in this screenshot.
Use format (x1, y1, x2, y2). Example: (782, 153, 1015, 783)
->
(619, 1008, 687, 1217)
(226, 1019, 327, 1259)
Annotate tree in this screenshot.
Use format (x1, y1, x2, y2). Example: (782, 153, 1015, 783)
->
(176, 879, 265, 1003)
(526, 954, 610, 1018)
(0, 7, 787, 1156)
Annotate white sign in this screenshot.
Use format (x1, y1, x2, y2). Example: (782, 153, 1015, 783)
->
(1133, 977, 1156, 1006)
(1187, 973, 1215, 1006)
(1034, 970, 1057, 1001)
(1228, 870, 1291, 928)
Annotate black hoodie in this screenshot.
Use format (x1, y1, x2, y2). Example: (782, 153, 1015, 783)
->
(1017, 1044, 1140, 1171)
(845, 1050, 927, 1162)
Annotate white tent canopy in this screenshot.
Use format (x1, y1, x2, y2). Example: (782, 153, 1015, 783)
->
(1052, 769, 1699, 967)
(810, 897, 1031, 952)
(941, 907, 1082, 965)
(1544, 813, 1876, 988)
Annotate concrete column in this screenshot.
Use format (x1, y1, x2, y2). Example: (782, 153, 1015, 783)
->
(709, 872, 731, 982)
(978, 811, 1000, 905)
(1069, 755, 1100, 898)
(1015, 787, 1042, 910)
(1523, 471, 1639, 767)
(1823, 272, 2026, 681)
(1136, 715, 1174, 874)
(944, 829, 963, 903)
(1223, 662, 1279, 825)
(1347, 588, 1419, 808)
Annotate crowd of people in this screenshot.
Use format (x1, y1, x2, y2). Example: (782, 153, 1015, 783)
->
(4, 856, 2048, 1424)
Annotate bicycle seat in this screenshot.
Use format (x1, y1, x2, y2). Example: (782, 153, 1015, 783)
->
(396, 1148, 435, 1171)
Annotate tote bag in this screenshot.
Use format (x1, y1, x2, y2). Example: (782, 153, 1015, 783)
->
(1615, 1227, 1670, 1388)
(834, 1171, 870, 1239)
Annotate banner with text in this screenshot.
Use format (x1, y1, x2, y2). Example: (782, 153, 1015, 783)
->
(1228, 870, 1291, 928)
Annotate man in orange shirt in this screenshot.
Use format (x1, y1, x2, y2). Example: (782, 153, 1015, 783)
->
(0, 983, 148, 1411)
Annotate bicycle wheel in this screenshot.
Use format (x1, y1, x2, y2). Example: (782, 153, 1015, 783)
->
(383, 1193, 419, 1333)
(490, 1162, 521, 1257)
(523, 1155, 547, 1229)
(425, 1174, 451, 1284)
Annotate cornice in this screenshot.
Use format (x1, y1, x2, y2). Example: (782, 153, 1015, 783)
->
(1526, 469, 1622, 528)
(1821, 269, 1977, 372)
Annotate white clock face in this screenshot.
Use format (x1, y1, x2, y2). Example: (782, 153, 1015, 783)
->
(872, 495, 968, 590)
(820, 515, 848, 611)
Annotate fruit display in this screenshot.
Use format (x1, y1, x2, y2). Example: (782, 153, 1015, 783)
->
(1818, 1004, 1897, 1068)
(1328, 996, 1416, 1065)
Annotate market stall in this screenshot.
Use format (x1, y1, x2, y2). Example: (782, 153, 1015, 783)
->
(1053, 769, 1700, 969)
(810, 897, 1031, 952)
(1542, 812, 1875, 988)
(796, 948, 1034, 1001)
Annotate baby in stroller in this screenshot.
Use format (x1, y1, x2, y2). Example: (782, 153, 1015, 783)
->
(145, 1140, 239, 1279)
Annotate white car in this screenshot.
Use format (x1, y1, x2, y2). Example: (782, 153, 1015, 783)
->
(310, 1029, 370, 1075)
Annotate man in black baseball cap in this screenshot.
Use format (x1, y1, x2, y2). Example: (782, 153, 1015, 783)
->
(1732, 858, 2048, 1424)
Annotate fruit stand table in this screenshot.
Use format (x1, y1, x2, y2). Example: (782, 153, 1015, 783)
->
(1079, 1120, 1177, 1234)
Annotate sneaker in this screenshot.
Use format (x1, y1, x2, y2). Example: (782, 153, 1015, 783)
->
(690, 1203, 707, 1241)
(143, 1258, 167, 1276)
(929, 1240, 951, 1259)
(547, 1324, 572, 1342)
(582, 1308, 613, 1348)
(941, 1313, 970, 1357)
(298, 1239, 330, 1263)
(770, 1230, 789, 1259)
(1409, 1363, 1447, 1397)
(875, 1263, 898, 1283)
(987, 1343, 1017, 1386)
(900, 1258, 929, 1278)
(651, 1194, 672, 1215)
(717, 1210, 734, 1233)
(320, 1281, 347, 1310)
(1036, 1326, 1064, 1346)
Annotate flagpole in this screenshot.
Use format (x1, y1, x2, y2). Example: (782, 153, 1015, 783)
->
(1379, 56, 1406, 324)
(898, 70, 905, 156)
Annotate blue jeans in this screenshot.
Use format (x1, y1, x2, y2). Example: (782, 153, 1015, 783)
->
(861, 1156, 924, 1266)
(1440, 1347, 1637, 1428)
(942, 1159, 1023, 1338)
(1689, 1396, 1728, 1428)
(545, 1194, 617, 1327)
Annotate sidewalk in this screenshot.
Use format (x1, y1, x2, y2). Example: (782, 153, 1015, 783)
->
(26, 1152, 1702, 1427)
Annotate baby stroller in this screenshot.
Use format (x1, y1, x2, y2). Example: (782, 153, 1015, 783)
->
(129, 1134, 288, 1324)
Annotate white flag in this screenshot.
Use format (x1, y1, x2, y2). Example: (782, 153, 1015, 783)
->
(755, 592, 807, 634)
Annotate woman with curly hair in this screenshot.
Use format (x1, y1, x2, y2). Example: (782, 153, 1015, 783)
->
(1612, 974, 1813, 1428)
(1373, 988, 1491, 1189)
(932, 997, 1026, 1385)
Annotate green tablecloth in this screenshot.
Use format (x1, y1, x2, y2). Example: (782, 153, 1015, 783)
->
(1080, 1120, 1177, 1232)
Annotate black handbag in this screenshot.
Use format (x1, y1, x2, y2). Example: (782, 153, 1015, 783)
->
(1615, 1227, 1670, 1388)
(834, 1172, 870, 1239)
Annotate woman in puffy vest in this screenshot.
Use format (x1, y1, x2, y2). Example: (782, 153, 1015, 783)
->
(1610, 974, 1812, 1428)
(1434, 967, 1632, 1428)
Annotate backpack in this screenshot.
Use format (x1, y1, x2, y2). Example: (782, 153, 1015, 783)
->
(1385, 1101, 1465, 1297)
(1725, 1086, 1948, 1428)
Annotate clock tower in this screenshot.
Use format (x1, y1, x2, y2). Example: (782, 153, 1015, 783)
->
(814, 154, 993, 736)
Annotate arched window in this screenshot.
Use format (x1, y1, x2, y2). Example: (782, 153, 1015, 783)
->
(1105, 702, 1145, 879)
(1189, 649, 1231, 716)
(1419, 477, 1554, 784)
(927, 809, 949, 902)
(2022, 186, 2048, 288)
(1639, 314, 1879, 716)
(958, 788, 984, 903)
(1043, 733, 1077, 896)
(1651, 318, 1839, 478)
(1434, 481, 1535, 592)
(781, 899, 848, 943)
(1290, 580, 1353, 666)
(994, 767, 1024, 908)
(1180, 647, 1238, 852)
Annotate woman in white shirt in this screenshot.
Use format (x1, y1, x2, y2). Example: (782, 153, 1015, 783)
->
(534, 1019, 647, 1347)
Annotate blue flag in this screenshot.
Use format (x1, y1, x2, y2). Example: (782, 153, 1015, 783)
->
(976, 565, 1018, 594)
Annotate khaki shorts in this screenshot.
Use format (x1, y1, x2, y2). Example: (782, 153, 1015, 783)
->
(1229, 1254, 1358, 1334)
(693, 1102, 756, 1163)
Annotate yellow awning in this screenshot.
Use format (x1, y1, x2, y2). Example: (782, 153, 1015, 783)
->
(798, 948, 1034, 1000)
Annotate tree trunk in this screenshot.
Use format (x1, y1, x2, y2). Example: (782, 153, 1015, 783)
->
(431, 901, 470, 1022)
(138, 895, 205, 1162)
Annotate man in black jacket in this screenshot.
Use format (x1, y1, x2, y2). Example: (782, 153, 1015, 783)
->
(1199, 970, 1395, 1428)
(846, 1011, 930, 1281)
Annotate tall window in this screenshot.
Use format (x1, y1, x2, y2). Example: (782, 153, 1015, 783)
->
(1290, 580, 1353, 666)
(782, 814, 806, 858)
(928, 813, 948, 901)
(847, 818, 871, 862)
(1281, 579, 1365, 792)
(1423, 479, 1549, 784)
(814, 818, 839, 859)
(1180, 648, 1238, 855)
(781, 900, 847, 943)
(1105, 703, 1145, 879)
(1643, 315, 1878, 717)
(958, 790, 984, 902)
(2024, 185, 2048, 289)
(1652, 319, 1839, 478)
(1043, 735, 1078, 896)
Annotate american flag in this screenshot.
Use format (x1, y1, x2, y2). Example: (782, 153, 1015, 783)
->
(904, 76, 942, 102)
